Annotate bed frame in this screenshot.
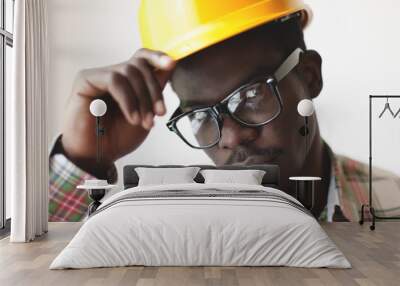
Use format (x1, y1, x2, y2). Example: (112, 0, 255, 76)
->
(123, 164, 280, 189)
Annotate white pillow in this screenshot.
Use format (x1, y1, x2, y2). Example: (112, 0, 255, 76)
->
(200, 169, 266, 185)
(135, 167, 200, 186)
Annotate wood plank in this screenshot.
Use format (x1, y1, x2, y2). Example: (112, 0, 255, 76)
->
(0, 222, 399, 286)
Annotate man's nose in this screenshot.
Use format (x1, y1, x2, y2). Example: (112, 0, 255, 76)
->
(218, 116, 259, 149)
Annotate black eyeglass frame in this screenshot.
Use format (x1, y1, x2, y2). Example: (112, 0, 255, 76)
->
(166, 48, 304, 149)
(167, 77, 283, 149)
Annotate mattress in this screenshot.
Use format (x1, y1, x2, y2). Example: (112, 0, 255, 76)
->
(50, 183, 351, 269)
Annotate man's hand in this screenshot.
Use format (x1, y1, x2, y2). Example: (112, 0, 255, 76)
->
(61, 49, 176, 178)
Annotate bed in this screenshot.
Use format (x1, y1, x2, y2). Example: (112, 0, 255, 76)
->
(49, 164, 350, 269)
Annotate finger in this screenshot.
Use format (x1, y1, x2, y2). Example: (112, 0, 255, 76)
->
(107, 72, 140, 126)
(154, 67, 176, 89)
(131, 58, 166, 116)
(133, 48, 176, 88)
(133, 48, 176, 71)
(121, 64, 154, 129)
(73, 69, 111, 97)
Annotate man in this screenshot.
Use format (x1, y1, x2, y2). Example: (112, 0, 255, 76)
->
(49, 0, 400, 222)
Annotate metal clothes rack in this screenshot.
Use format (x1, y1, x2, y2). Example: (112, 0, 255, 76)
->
(359, 95, 400, 230)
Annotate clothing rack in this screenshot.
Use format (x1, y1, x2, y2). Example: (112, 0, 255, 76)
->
(359, 95, 400, 230)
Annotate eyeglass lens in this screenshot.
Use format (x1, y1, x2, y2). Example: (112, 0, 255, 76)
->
(228, 82, 281, 124)
(175, 81, 281, 148)
(176, 109, 220, 148)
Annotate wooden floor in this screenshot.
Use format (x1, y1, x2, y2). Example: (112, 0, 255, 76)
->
(0, 222, 399, 286)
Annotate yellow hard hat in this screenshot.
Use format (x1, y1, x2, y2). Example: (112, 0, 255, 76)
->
(138, 0, 312, 60)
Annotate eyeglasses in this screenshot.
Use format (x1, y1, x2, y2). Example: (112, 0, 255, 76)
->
(167, 48, 304, 149)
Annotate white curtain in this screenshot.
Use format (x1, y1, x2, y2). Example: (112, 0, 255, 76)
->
(8, 0, 49, 242)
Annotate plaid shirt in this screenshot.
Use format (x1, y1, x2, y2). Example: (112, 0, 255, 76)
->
(327, 148, 400, 221)
(49, 143, 400, 222)
(49, 154, 94, 221)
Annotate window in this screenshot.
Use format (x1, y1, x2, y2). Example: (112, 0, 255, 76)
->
(0, 0, 14, 233)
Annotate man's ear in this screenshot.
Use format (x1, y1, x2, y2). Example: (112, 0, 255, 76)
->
(298, 50, 323, 99)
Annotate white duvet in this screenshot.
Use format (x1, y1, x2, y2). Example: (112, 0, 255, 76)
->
(50, 183, 351, 269)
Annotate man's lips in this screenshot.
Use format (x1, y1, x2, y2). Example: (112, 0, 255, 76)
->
(225, 147, 284, 165)
(229, 155, 280, 166)
(223, 146, 284, 165)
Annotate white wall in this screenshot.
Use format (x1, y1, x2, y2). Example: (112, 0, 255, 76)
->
(306, 0, 400, 174)
(47, 0, 400, 187)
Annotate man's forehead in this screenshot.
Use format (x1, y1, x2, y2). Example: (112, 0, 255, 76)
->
(171, 43, 283, 109)
(178, 65, 272, 109)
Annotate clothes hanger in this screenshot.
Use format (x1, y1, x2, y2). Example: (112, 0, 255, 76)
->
(394, 106, 400, 118)
(378, 97, 395, 118)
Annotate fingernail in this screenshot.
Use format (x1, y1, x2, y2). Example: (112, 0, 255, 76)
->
(142, 120, 151, 130)
(155, 100, 166, 115)
(146, 113, 154, 124)
(142, 113, 153, 129)
(159, 55, 173, 68)
(131, 112, 140, 124)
